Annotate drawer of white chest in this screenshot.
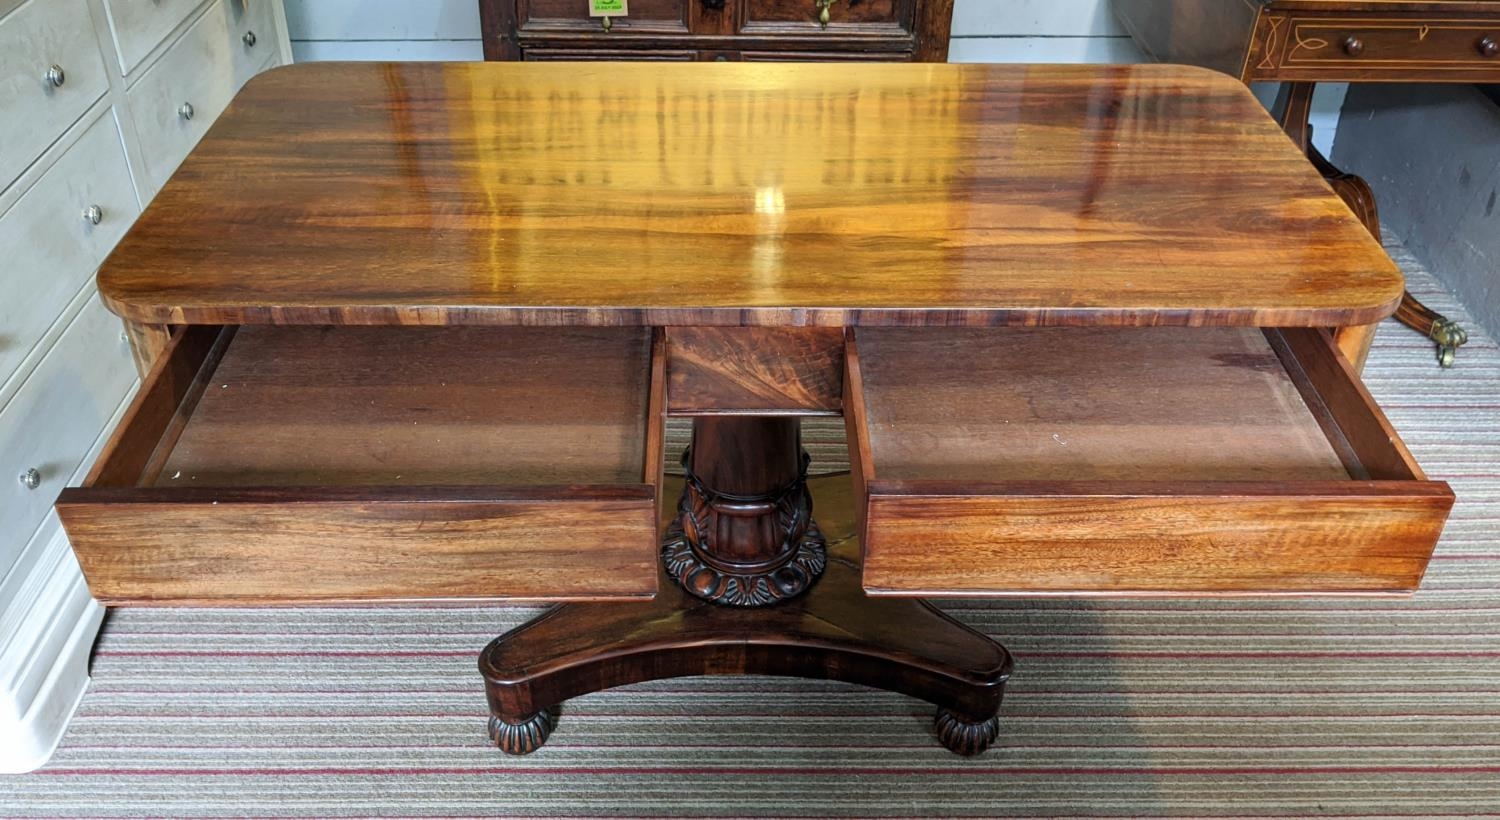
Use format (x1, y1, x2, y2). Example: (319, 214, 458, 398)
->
(0, 114, 139, 394)
(0, 295, 137, 563)
(126, 0, 254, 196)
(102, 0, 207, 77)
(0, 0, 109, 194)
(226, 0, 279, 85)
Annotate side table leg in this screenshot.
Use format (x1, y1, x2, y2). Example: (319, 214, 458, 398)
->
(1396, 292, 1468, 369)
(1276, 81, 1467, 368)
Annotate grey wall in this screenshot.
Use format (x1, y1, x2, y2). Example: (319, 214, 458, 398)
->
(1333, 85, 1500, 338)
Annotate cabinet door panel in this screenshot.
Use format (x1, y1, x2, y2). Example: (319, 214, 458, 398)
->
(519, 0, 690, 33)
(741, 0, 913, 35)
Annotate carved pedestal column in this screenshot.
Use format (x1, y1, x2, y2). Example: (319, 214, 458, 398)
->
(661, 417, 827, 607)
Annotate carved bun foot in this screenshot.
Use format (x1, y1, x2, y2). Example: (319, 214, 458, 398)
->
(488, 709, 556, 755)
(934, 708, 1001, 756)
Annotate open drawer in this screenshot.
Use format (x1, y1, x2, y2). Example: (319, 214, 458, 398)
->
(845, 326, 1454, 596)
(57, 325, 667, 605)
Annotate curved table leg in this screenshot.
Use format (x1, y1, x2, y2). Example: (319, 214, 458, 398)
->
(1396, 292, 1469, 369)
(1277, 82, 1467, 368)
(479, 421, 1012, 757)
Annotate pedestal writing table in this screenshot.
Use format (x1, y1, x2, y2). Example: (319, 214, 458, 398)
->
(56, 62, 1454, 755)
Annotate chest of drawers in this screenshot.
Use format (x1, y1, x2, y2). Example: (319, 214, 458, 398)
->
(0, 0, 291, 773)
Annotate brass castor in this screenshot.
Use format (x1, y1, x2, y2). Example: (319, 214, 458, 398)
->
(1432, 318, 1468, 369)
(934, 707, 1001, 756)
(488, 708, 557, 755)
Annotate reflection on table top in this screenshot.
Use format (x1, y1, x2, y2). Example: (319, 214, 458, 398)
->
(99, 61, 1402, 328)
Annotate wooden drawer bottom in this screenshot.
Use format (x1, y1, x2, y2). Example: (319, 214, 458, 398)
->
(58, 326, 667, 605)
(845, 326, 1453, 596)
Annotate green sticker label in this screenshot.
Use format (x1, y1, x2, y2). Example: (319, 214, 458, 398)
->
(589, 0, 627, 15)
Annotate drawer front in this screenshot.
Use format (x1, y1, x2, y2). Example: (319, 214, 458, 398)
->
(524, 48, 697, 60)
(519, 0, 690, 34)
(226, 0, 278, 85)
(126, 0, 244, 194)
(59, 326, 667, 604)
(103, 0, 206, 76)
(1248, 12, 1500, 81)
(739, 49, 912, 60)
(0, 114, 139, 392)
(859, 489, 1450, 596)
(846, 326, 1453, 596)
(740, 0, 914, 36)
(1, 295, 136, 563)
(61, 485, 661, 603)
(0, 0, 109, 193)
(666, 327, 843, 414)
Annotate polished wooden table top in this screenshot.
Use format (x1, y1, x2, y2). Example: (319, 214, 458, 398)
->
(99, 61, 1402, 328)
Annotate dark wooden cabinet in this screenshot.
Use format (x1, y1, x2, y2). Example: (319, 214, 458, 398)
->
(480, 0, 954, 61)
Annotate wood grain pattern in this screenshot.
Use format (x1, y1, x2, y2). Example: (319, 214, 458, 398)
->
(1266, 326, 1425, 481)
(854, 327, 1352, 483)
(645, 328, 670, 522)
(85, 325, 233, 488)
(156, 326, 652, 487)
(1115, 0, 1495, 365)
(121, 320, 175, 377)
(59, 325, 665, 604)
(57, 486, 659, 604)
(666, 327, 842, 414)
(860, 483, 1453, 595)
(844, 325, 1454, 595)
(96, 62, 1402, 330)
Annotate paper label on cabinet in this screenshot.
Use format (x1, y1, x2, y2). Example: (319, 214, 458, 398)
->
(589, 0, 627, 16)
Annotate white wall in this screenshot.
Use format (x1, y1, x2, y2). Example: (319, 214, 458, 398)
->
(282, 0, 1342, 152)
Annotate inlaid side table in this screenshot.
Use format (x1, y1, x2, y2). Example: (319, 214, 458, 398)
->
(57, 63, 1454, 755)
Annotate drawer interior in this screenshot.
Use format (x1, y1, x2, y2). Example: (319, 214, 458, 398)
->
(846, 326, 1453, 596)
(59, 325, 666, 605)
(858, 327, 1373, 484)
(146, 326, 652, 488)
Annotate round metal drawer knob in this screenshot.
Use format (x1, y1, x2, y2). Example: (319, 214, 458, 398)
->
(243, 30, 257, 47)
(45, 64, 65, 88)
(1342, 35, 1365, 56)
(1480, 36, 1499, 58)
(83, 204, 103, 225)
(19, 468, 41, 490)
(178, 102, 195, 120)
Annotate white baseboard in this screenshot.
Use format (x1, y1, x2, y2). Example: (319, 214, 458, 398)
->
(0, 518, 104, 773)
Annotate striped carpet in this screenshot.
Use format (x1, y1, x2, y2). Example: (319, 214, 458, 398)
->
(5, 236, 1500, 817)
